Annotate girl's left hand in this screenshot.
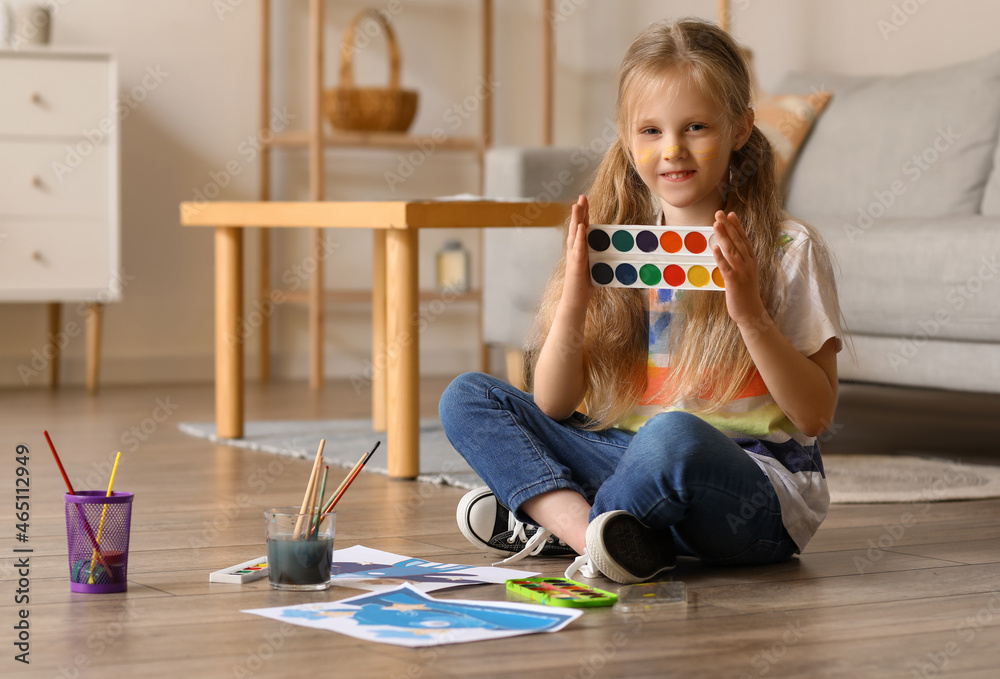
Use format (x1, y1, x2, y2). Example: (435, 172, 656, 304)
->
(712, 210, 767, 327)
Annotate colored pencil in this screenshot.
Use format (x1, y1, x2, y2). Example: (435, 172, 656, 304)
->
(323, 441, 380, 513)
(293, 439, 325, 539)
(88, 451, 121, 584)
(44, 431, 112, 574)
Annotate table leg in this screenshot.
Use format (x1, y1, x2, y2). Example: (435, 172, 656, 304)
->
(85, 303, 103, 394)
(216, 226, 244, 439)
(258, 227, 271, 383)
(372, 230, 387, 432)
(309, 227, 324, 390)
(47, 303, 60, 388)
(386, 226, 419, 479)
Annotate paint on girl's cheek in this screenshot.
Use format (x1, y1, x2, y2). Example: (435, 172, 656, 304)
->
(637, 148, 657, 165)
(636, 144, 719, 164)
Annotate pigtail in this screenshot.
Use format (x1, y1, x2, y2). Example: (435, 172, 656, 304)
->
(525, 138, 651, 430)
(726, 126, 783, 239)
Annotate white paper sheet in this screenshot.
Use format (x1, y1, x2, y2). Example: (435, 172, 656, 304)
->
(244, 583, 582, 647)
(328, 545, 540, 593)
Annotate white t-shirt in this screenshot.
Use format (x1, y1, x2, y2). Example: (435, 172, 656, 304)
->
(621, 216, 843, 551)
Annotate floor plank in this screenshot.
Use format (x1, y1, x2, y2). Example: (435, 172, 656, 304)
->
(1, 379, 999, 678)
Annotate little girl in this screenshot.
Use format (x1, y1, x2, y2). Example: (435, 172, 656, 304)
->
(440, 18, 843, 584)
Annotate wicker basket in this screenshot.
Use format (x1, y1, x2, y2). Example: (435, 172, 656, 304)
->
(325, 9, 418, 133)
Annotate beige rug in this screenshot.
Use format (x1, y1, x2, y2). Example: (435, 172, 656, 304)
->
(179, 420, 1000, 504)
(825, 454, 1000, 503)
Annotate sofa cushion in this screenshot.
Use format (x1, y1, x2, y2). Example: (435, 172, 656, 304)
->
(808, 215, 1000, 342)
(837, 334, 1000, 393)
(981, 136, 1000, 215)
(779, 49, 1000, 219)
(754, 90, 832, 182)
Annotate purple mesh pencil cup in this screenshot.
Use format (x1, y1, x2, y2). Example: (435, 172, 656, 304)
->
(64, 491, 133, 593)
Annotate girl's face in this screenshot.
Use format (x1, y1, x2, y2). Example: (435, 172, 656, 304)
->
(629, 68, 752, 226)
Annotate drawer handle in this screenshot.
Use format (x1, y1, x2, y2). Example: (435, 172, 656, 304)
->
(31, 250, 43, 261)
(31, 176, 43, 188)
(30, 92, 43, 105)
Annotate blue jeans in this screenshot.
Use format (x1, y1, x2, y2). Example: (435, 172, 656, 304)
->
(439, 372, 798, 565)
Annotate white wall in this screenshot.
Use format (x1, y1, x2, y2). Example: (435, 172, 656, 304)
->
(2, 0, 998, 388)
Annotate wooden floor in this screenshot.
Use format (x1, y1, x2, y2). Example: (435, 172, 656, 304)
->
(2, 378, 1000, 678)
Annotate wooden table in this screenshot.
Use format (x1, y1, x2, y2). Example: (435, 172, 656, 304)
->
(180, 199, 571, 478)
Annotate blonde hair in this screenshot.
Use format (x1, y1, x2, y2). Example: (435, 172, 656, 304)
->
(527, 18, 792, 429)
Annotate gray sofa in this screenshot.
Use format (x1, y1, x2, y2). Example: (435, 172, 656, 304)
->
(482, 48, 1000, 394)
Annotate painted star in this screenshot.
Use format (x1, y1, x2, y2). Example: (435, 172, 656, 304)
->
(388, 603, 429, 612)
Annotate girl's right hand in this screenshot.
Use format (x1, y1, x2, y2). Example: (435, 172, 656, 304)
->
(562, 194, 595, 311)
(535, 194, 592, 417)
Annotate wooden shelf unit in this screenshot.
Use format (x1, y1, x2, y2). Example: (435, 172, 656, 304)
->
(257, 0, 507, 388)
(268, 129, 483, 151)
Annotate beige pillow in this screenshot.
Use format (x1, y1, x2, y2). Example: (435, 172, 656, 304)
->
(754, 91, 833, 181)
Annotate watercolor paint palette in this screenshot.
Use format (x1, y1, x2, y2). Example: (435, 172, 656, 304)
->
(506, 577, 618, 608)
(587, 225, 725, 291)
(614, 581, 687, 615)
(210, 556, 269, 584)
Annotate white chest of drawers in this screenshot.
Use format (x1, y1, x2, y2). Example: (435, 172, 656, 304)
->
(0, 48, 119, 390)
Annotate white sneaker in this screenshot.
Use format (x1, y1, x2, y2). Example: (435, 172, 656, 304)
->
(565, 510, 675, 584)
(456, 487, 576, 563)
